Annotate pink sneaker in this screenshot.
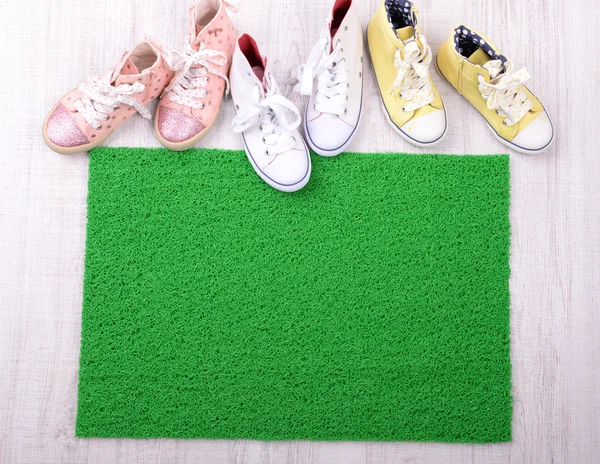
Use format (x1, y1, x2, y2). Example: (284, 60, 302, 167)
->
(155, 0, 238, 151)
(43, 37, 173, 154)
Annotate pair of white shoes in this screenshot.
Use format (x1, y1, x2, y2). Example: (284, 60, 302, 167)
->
(230, 0, 363, 192)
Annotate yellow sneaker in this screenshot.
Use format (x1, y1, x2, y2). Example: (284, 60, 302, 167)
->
(367, 0, 447, 147)
(436, 25, 554, 154)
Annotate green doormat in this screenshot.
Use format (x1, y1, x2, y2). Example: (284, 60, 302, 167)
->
(77, 148, 512, 443)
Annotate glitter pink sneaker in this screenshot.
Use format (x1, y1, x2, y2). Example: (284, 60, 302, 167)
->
(43, 37, 174, 154)
(155, 0, 238, 151)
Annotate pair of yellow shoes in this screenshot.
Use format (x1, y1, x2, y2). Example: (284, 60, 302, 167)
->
(367, 0, 554, 153)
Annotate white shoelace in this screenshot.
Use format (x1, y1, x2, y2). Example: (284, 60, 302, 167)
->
(478, 60, 532, 126)
(163, 42, 230, 109)
(290, 30, 349, 116)
(390, 35, 435, 112)
(232, 80, 301, 156)
(73, 76, 150, 129)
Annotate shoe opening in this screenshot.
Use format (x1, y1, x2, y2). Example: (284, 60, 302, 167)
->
(330, 0, 352, 37)
(384, 0, 415, 30)
(128, 42, 159, 73)
(453, 26, 507, 65)
(195, 0, 220, 34)
(238, 34, 267, 82)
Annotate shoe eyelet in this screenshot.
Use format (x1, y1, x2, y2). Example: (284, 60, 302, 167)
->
(402, 106, 407, 112)
(259, 124, 264, 132)
(262, 136, 267, 143)
(346, 82, 350, 88)
(343, 108, 348, 115)
(265, 149, 271, 156)
(313, 104, 318, 111)
(291, 136, 296, 143)
(345, 95, 349, 101)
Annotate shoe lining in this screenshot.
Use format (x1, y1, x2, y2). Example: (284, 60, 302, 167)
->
(195, 0, 220, 29)
(330, 0, 352, 37)
(129, 43, 158, 72)
(238, 34, 266, 81)
(453, 26, 507, 64)
(384, 0, 416, 36)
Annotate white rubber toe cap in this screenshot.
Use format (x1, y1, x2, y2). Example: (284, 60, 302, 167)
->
(305, 114, 354, 155)
(510, 111, 554, 152)
(400, 109, 447, 145)
(262, 149, 311, 188)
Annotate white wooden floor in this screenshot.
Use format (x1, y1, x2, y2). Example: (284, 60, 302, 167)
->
(1, 0, 599, 462)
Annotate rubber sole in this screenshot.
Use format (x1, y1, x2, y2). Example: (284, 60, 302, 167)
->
(304, 116, 362, 158)
(303, 95, 364, 158)
(242, 135, 312, 193)
(375, 88, 447, 148)
(484, 123, 553, 154)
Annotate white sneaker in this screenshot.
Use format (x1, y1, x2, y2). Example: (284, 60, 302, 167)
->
(291, 0, 364, 157)
(231, 34, 311, 192)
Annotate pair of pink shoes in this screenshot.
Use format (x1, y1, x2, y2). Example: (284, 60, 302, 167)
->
(43, 0, 238, 154)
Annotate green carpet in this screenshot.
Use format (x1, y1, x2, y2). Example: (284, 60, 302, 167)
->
(77, 147, 512, 442)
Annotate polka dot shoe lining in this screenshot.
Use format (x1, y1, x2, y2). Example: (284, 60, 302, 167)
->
(385, 0, 417, 38)
(454, 25, 507, 64)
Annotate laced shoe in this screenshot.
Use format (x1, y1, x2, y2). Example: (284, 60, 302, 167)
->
(436, 25, 553, 153)
(291, 0, 364, 157)
(43, 37, 173, 154)
(231, 34, 311, 192)
(367, 0, 447, 146)
(155, 0, 238, 150)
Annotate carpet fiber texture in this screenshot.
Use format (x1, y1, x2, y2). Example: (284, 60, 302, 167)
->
(77, 147, 512, 442)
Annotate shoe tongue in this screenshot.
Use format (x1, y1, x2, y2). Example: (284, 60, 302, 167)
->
(111, 58, 140, 85)
(251, 65, 271, 94)
(468, 48, 492, 67)
(191, 24, 206, 49)
(470, 49, 506, 80)
(397, 26, 415, 42)
(190, 28, 203, 50)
